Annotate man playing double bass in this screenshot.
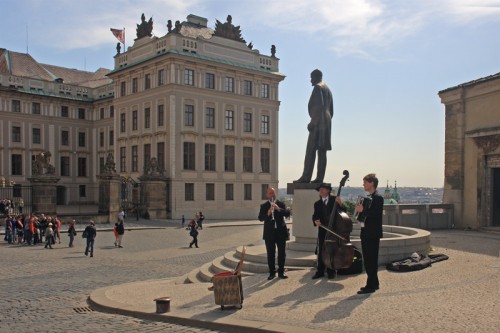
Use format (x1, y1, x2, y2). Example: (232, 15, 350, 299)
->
(312, 183, 345, 279)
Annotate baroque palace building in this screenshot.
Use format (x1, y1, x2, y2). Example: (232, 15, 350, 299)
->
(0, 14, 285, 219)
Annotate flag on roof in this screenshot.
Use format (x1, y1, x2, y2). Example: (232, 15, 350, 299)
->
(110, 28, 125, 44)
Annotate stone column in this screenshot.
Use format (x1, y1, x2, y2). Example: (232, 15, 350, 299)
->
(98, 174, 121, 223)
(139, 176, 168, 219)
(28, 176, 60, 216)
(286, 183, 319, 251)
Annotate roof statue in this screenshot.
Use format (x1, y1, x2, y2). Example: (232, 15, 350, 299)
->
(214, 15, 246, 43)
(102, 153, 117, 175)
(136, 13, 153, 39)
(271, 45, 276, 57)
(167, 20, 173, 33)
(32, 151, 55, 176)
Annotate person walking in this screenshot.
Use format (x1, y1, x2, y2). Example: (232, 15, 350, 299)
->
(188, 219, 199, 248)
(258, 187, 291, 280)
(84, 220, 97, 257)
(197, 211, 205, 230)
(181, 215, 185, 228)
(44, 223, 54, 249)
(115, 220, 124, 248)
(68, 220, 76, 247)
(356, 173, 384, 294)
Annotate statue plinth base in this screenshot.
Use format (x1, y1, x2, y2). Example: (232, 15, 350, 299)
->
(139, 175, 168, 219)
(287, 182, 320, 252)
(28, 175, 60, 215)
(98, 173, 121, 222)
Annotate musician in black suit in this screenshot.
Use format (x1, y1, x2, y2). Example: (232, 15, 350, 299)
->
(258, 187, 291, 280)
(312, 183, 344, 279)
(355, 173, 384, 294)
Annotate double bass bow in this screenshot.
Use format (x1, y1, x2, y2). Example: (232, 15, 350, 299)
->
(321, 170, 355, 270)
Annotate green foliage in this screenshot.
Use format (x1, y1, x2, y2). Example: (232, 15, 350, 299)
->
(343, 200, 355, 215)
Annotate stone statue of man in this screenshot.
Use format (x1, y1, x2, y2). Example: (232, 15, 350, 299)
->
(295, 69, 334, 183)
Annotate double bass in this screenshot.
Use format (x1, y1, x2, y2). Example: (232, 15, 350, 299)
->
(321, 170, 355, 270)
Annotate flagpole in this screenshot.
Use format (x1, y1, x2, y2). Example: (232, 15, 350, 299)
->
(123, 27, 126, 51)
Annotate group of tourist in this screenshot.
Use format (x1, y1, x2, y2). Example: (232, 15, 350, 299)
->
(0, 198, 25, 216)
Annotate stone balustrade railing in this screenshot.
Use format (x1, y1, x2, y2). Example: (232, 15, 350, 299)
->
(383, 204, 454, 230)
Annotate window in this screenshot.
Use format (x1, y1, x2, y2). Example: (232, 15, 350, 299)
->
(144, 108, 151, 129)
(158, 69, 165, 86)
(110, 105, 114, 117)
(244, 113, 252, 132)
(61, 130, 69, 146)
(120, 113, 126, 132)
(206, 183, 215, 201)
(79, 185, 86, 198)
(244, 80, 252, 95)
(183, 142, 195, 170)
(32, 102, 41, 114)
(109, 130, 114, 146)
(261, 115, 269, 134)
(12, 100, 21, 112)
(120, 147, 126, 172)
(224, 145, 235, 172)
(78, 132, 86, 147)
(120, 81, 126, 96)
(205, 73, 215, 89)
(185, 183, 194, 201)
(61, 105, 69, 117)
(225, 77, 234, 92)
(184, 105, 194, 126)
(157, 142, 165, 171)
(206, 107, 215, 128)
(99, 157, 105, 174)
(225, 110, 234, 130)
(158, 105, 164, 126)
(244, 184, 252, 200)
(60, 156, 70, 176)
(99, 132, 104, 147)
(12, 126, 21, 142)
(145, 73, 151, 89)
(261, 84, 270, 98)
(262, 184, 269, 200)
(184, 69, 194, 86)
(225, 184, 234, 201)
(32, 128, 41, 144)
(205, 144, 216, 171)
(132, 110, 138, 130)
(261, 148, 270, 173)
(143, 144, 151, 169)
(11, 154, 22, 175)
(131, 145, 138, 172)
(78, 108, 85, 119)
(243, 147, 253, 172)
(77, 157, 87, 177)
(100, 108, 104, 119)
(132, 78, 138, 93)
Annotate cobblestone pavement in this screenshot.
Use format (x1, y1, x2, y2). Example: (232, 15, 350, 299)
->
(0, 223, 264, 332)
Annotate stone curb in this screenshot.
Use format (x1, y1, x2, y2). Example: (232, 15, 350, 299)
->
(88, 282, 331, 333)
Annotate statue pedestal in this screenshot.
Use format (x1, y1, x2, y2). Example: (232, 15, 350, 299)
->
(28, 176, 60, 216)
(139, 176, 168, 219)
(287, 183, 319, 252)
(98, 174, 121, 223)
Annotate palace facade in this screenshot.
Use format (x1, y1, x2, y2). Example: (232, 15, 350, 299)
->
(0, 14, 285, 219)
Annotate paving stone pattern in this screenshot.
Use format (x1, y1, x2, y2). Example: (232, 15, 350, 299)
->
(0, 223, 264, 332)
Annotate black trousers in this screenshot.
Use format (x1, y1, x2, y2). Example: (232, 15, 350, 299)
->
(361, 237, 380, 289)
(316, 235, 335, 275)
(264, 230, 286, 274)
(298, 131, 327, 182)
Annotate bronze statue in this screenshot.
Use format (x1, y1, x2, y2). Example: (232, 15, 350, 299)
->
(174, 20, 181, 32)
(214, 15, 246, 43)
(167, 20, 172, 32)
(136, 13, 153, 39)
(271, 45, 276, 57)
(116, 42, 121, 54)
(294, 69, 334, 183)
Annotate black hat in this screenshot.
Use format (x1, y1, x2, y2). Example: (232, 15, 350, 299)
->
(316, 183, 332, 191)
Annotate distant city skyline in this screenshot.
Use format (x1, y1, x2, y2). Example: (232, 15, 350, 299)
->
(2, 0, 499, 187)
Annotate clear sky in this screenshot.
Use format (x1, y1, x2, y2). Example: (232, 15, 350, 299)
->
(2, 0, 500, 188)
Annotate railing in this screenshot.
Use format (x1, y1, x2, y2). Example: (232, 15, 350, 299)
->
(383, 204, 454, 230)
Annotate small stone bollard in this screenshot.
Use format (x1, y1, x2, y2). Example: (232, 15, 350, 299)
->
(154, 297, 171, 313)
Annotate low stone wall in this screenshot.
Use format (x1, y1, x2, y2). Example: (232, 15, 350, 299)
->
(383, 204, 454, 230)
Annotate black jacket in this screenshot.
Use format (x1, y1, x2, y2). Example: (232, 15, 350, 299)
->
(312, 195, 337, 239)
(258, 200, 290, 240)
(360, 191, 384, 239)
